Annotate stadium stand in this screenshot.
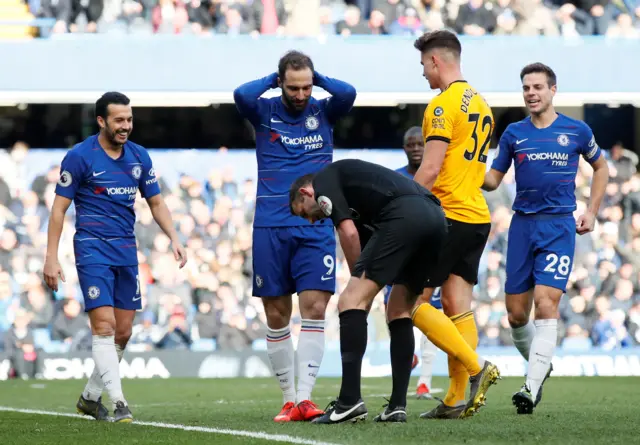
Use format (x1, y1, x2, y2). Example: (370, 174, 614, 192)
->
(3, 0, 640, 38)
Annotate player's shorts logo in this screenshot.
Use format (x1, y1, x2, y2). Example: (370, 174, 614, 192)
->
(132, 165, 142, 179)
(317, 196, 333, 216)
(305, 116, 319, 131)
(88, 286, 100, 299)
(255, 275, 264, 288)
(58, 171, 72, 187)
(434, 106, 444, 117)
(557, 134, 569, 147)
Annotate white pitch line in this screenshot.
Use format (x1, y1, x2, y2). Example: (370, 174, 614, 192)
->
(0, 406, 342, 445)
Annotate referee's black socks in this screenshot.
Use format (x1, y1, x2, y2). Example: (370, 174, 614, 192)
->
(338, 309, 368, 406)
(388, 317, 415, 409)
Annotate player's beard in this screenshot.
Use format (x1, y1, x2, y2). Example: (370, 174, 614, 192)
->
(282, 92, 308, 113)
(106, 124, 129, 147)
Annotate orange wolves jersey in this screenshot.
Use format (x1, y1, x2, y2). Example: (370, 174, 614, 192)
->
(422, 80, 494, 224)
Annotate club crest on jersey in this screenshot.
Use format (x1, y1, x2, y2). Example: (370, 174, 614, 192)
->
(132, 165, 142, 179)
(317, 196, 332, 216)
(58, 171, 72, 187)
(88, 286, 100, 299)
(434, 106, 444, 117)
(305, 115, 319, 131)
(557, 134, 569, 147)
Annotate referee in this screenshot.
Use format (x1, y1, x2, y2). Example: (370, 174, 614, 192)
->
(289, 159, 495, 424)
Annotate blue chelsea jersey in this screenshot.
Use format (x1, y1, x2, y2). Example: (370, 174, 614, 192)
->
(251, 97, 334, 227)
(491, 114, 602, 215)
(395, 165, 413, 178)
(55, 135, 161, 266)
(234, 72, 356, 228)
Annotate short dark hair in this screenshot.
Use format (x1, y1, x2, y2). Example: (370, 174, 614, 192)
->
(95, 92, 131, 119)
(414, 30, 461, 58)
(288, 173, 315, 215)
(520, 63, 557, 87)
(403, 126, 422, 144)
(278, 51, 314, 81)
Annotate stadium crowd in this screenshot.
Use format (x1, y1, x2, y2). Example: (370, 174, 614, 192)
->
(23, 0, 640, 38)
(0, 140, 639, 378)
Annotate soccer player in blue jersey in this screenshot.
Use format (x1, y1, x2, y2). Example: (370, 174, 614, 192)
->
(382, 126, 440, 399)
(482, 63, 609, 414)
(43, 92, 187, 423)
(233, 50, 356, 422)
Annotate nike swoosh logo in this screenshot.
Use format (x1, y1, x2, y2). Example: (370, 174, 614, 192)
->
(431, 296, 441, 301)
(553, 275, 565, 280)
(271, 118, 283, 123)
(379, 408, 405, 421)
(308, 364, 320, 368)
(329, 401, 364, 422)
(93, 171, 106, 177)
(321, 276, 334, 281)
(275, 372, 286, 377)
(515, 139, 528, 145)
(132, 296, 142, 301)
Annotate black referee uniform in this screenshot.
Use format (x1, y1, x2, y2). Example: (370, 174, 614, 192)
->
(305, 159, 448, 424)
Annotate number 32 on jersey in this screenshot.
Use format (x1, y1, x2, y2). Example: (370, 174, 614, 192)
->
(464, 113, 493, 164)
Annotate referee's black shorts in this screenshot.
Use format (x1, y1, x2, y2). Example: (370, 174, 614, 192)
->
(352, 194, 447, 296)
(424, 218, 491, 288)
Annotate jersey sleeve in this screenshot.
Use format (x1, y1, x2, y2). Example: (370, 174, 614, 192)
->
(313, 168, 351, 227)
(578, 124, 602, 164)
(138, 149, 161, 199)
(491, 128, 514, 173)
(55, 150, 86, 200)
(422, 95, 454, 144)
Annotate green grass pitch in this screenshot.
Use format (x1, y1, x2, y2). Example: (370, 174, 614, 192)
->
(1, 376, 637, 445)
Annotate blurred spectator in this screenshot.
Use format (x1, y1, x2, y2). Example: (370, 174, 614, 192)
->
(51, 298, 90, 345)
(455, 0, 497, 35)
(336, 5, 370, 35)
(68, 0, 104, 33)
(4, 308, 44, 380)
(152, 0, 189, 33)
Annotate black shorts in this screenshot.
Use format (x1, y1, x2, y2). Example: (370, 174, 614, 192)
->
(424, 218, 491, 287)
(352, 194, 447, 296)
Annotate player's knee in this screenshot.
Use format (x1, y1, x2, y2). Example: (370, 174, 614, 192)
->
(302, 300, 328, 320)
(386, 306, 411, 322)
(115, 329, 132, 348)
(263, 300, 291, 328)
(91, 320, 116, 337)
(507, 311, 529, 328)
(299, 290, 330, 320)
(534, 298, 559, 320)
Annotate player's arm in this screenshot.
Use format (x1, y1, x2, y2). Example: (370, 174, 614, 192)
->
(44, 151, 84, 292)
(314, 71, 357, 124)
(233, 73, 278, 125)
(482, 132, 513, 191)
(44, 195, 72, 292)
(414, 100, 452, 191)
(315, 170, 361, 273)
(337, 219, 361, 274)
(146, 194, 187, 267)
(577, 132, 609, 234)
